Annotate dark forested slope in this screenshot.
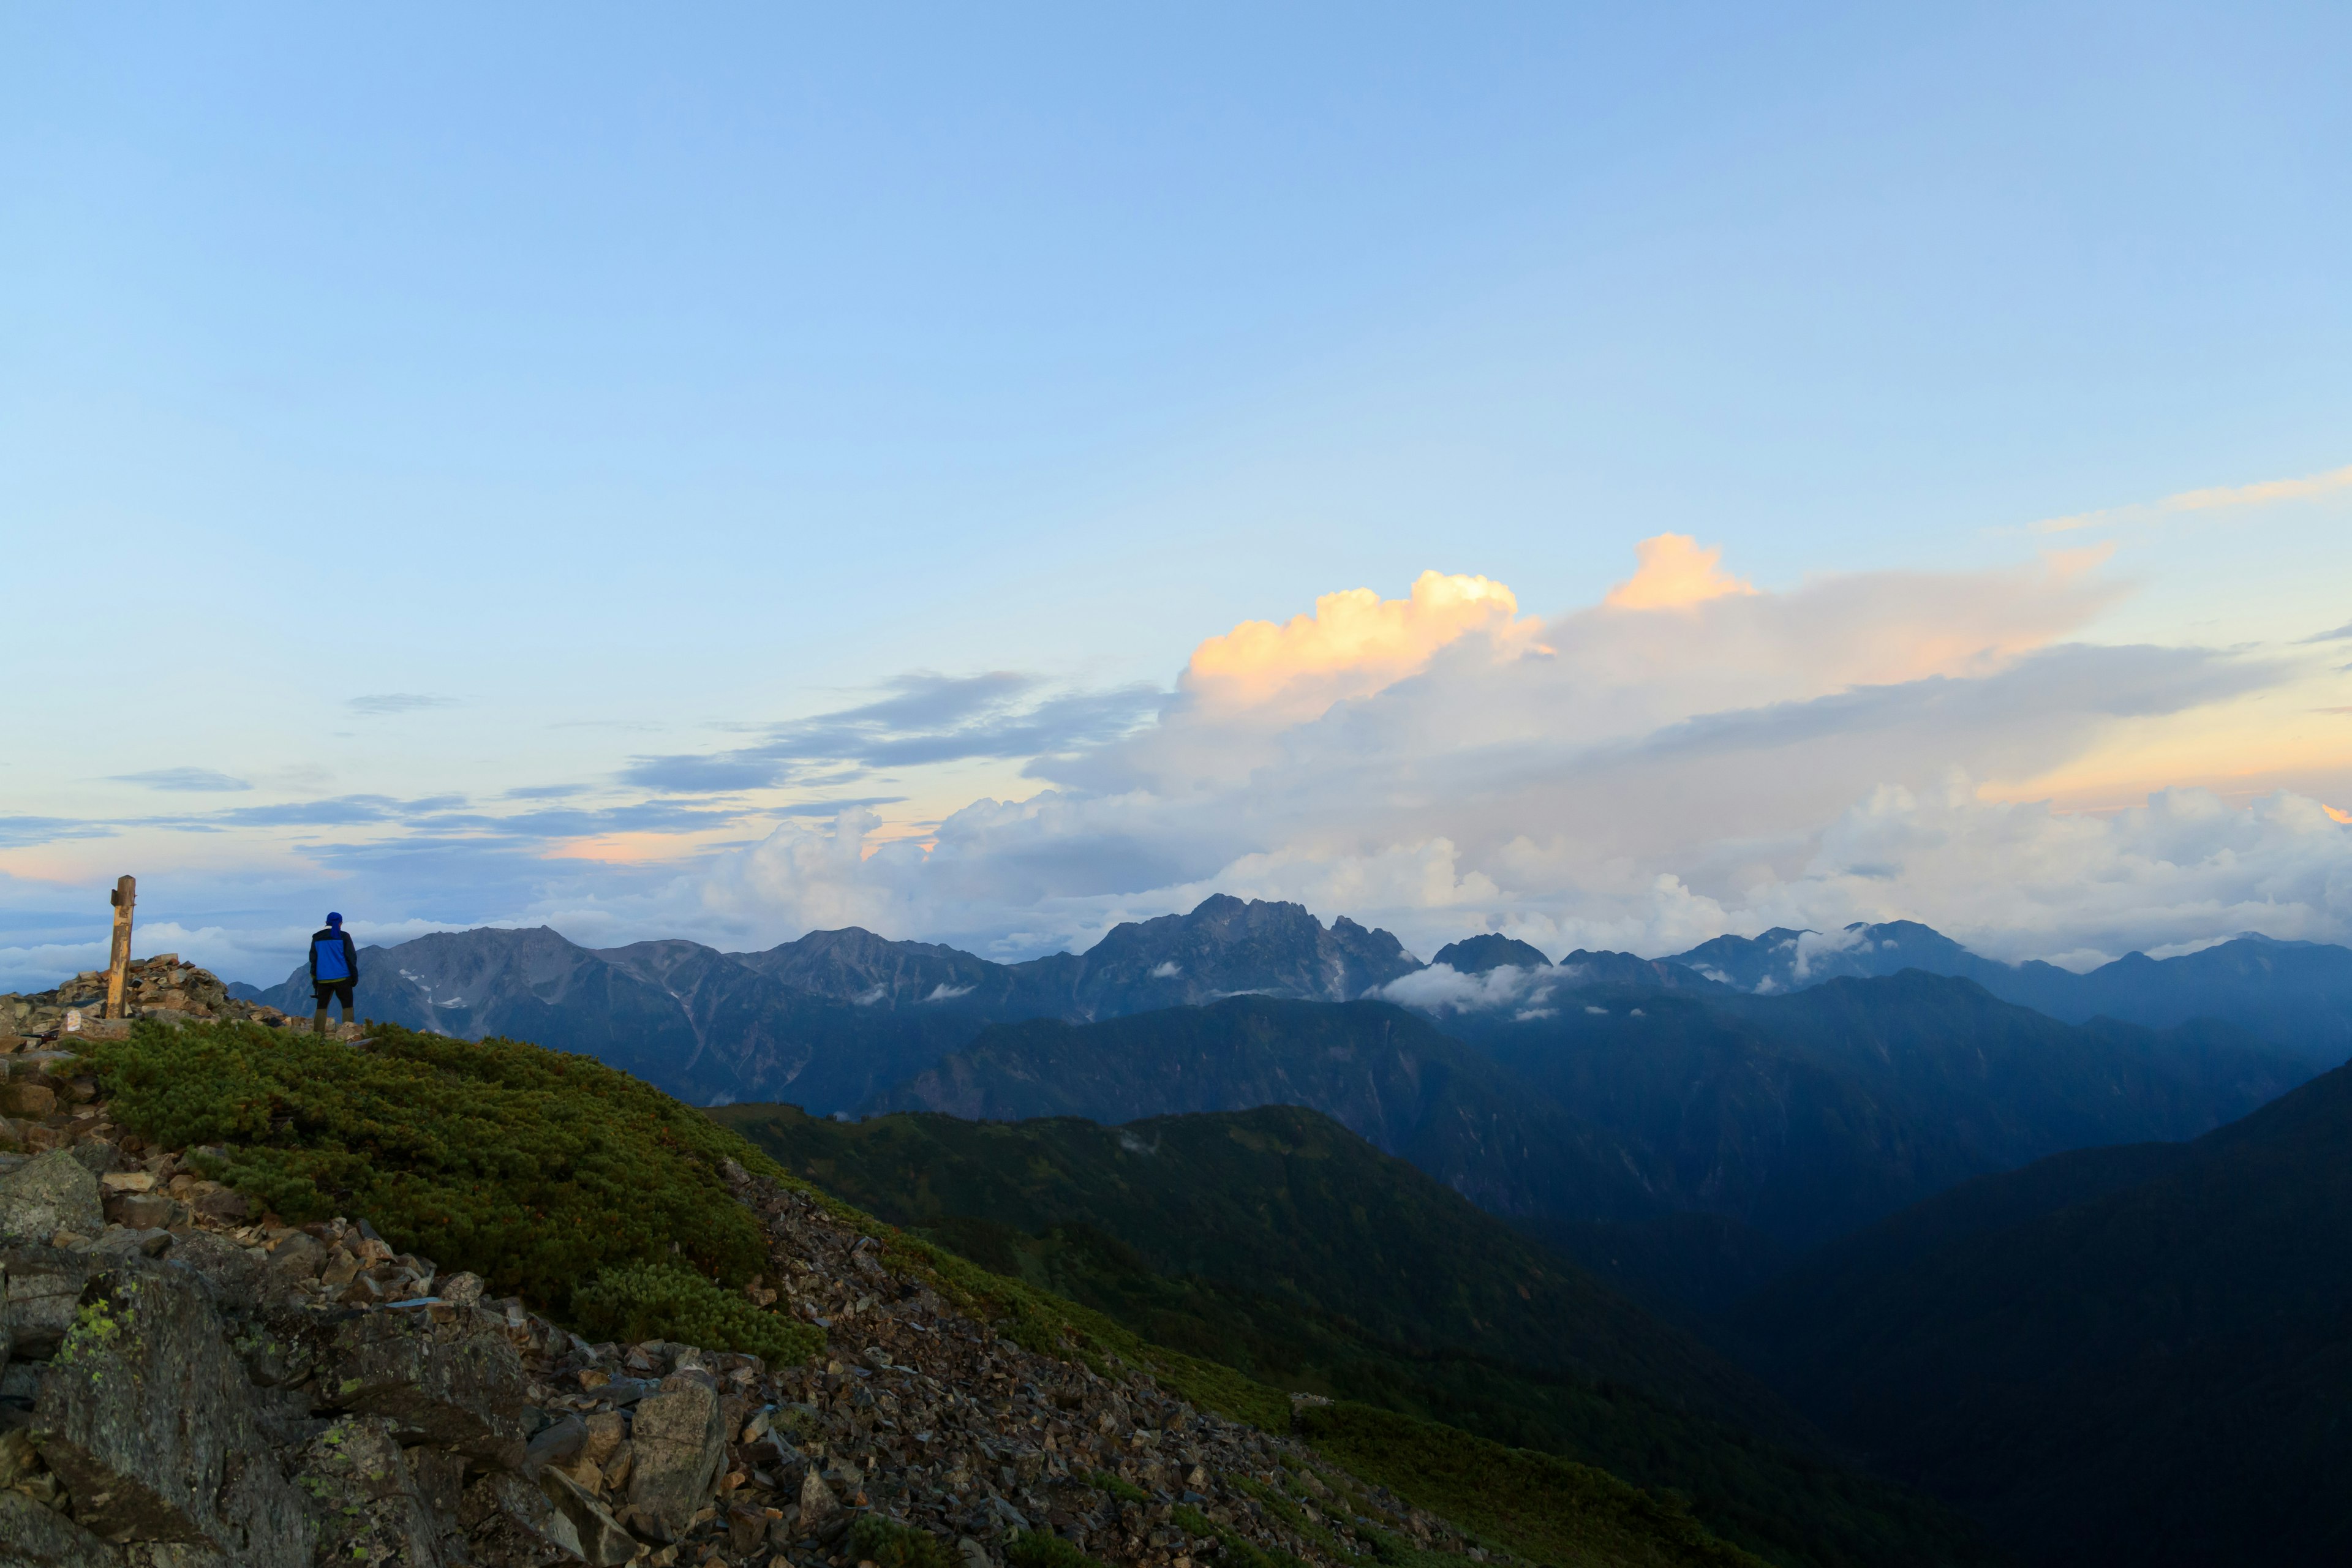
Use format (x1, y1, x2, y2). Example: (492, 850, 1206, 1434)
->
(716, 1099, 1997, 1568)
(1732, 1059, 2352, 1566)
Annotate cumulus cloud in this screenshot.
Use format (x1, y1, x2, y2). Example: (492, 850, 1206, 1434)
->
(1180, 570, 1532, 721)
(11, 533, 2343, 987)
(681, 538, 2347, 967)
(1601, 533, 1756, 609)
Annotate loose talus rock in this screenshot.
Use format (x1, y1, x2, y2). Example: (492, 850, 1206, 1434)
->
(0, 1057, 1489, 1568)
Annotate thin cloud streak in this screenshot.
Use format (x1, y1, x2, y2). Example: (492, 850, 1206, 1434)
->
(108, 769, 252, 793)
(346, 693, 461, 715)
(2034, 461, 2352, 534)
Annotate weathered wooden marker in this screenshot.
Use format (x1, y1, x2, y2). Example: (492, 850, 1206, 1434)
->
(104, 874, 136, 1020)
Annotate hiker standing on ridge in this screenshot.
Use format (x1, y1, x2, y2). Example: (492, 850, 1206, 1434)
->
(309, 912, 359, 1036)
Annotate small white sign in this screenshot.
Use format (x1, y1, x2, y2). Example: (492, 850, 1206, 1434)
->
(64, 1008, 81, 1033)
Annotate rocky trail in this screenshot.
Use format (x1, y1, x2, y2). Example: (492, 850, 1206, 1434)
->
(0, 1034, 1501, 1568)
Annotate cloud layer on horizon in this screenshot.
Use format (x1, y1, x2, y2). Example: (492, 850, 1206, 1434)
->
(3, 538, 2348, 990)
(689, 544, 2347, 968)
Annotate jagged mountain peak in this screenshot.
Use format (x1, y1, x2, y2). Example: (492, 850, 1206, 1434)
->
(1080, 896, 1421, 1005)
(1431, 933, 1555, 973)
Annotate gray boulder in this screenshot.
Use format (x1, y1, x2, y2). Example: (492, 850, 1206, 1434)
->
(458, 1469, 584, 1566)
(0, 1151, 103, 1244)
(2, 1245, 94, 1359)
(168, 1227, 269, 1306)
(323, 1306, 530, 1468)
(293, 1414, 448, 1568)
(540, 1464, 641, 1566)
(0, 1488, 118, 1567)
(626, 1368, 727, 1540)
(29, 1262, 312, 1566)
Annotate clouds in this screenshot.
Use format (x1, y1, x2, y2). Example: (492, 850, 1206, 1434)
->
(2037, 458, 2352, 534)
(622, 673, 1164, 794)
(1601, 533, 1755, 610)
(1179, 571, 1530, 723)
(3, 532, 2345, 988)
(346, 693, 460, 716)
(109, 768, 252, 793)
(680, 538, 2345, 968)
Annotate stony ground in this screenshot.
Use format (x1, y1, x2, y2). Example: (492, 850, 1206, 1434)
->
(0, 1038, 1496, 1568)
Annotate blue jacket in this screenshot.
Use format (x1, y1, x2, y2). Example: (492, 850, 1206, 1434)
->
(309, 928, 359, 984)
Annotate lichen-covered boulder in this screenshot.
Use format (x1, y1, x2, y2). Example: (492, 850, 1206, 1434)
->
(1, 1245, 94, 1359)
(625, 1368, 727, 1541)
(29, 1263, 312, 1566)
(293, 1414, 448, 1568)
(323, 1306, 530, 1468)
(0, 1488, 118, 1567)
(0, 1150, 103, 1244)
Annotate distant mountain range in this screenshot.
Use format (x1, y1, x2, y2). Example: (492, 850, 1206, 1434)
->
(866, 995, 1663, 1223)
(868, 974, 2309, 1268)
(214, 896, 2352, 1559)
(1731, 1054, 2352, 1566)
(238, 894, 1422, 1107)
(1665, 919, 2352, 1066)
(227, 898, 2334, 1310)
(239, 899, 2352, 1076)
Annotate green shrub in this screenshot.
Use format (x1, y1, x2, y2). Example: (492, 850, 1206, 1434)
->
(573, 1262, 821, 1366)
(1295, 1401, 1763, 1568)
(1005, 1529, 1109, 1568)
(850, 1515, 955, 1568)
(1089, 1470, 1148, 1503)
(81, 1020, 777, 1316)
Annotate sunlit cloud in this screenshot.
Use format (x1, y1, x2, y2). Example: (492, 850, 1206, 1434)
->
(1600, 533, 1757, 610)
(1181, 570, 1533, 720)
(7, 530, 2343, 986)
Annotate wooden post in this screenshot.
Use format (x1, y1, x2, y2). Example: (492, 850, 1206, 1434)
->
(104, 875, 136, 1020)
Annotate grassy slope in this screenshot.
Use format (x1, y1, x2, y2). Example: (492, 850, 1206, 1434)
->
(78, 1020, 1752, 1568)
(715, 1101, 1996, 1568)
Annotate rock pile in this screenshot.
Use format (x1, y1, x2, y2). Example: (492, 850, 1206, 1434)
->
(0, 1047, 1491, 1568)
(2, 956, 304, 1050)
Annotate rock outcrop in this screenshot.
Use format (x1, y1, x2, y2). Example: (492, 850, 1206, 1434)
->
(0, 1045, 1491, 1568)
(2, 955, 306, 1049)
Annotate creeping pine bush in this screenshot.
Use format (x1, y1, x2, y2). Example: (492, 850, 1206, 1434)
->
(573, 1263, 821, 1366)
(82, 1021, 782, 1324)
(1005, 1530, 1111, 1568)
(849, 1516, 955, 1568)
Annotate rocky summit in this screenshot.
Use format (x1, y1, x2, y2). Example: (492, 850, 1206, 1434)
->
(0, 1025, 1498, 1568)
(3, 954, 310, 1049)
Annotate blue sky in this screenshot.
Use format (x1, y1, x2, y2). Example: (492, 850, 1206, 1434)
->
(4, 4, 2348, 986)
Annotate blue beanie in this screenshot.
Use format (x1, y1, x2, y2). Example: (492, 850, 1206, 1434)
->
(325, 912, 343, 928)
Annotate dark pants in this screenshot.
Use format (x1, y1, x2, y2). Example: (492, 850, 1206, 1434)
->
(314, 980, 355, 1010)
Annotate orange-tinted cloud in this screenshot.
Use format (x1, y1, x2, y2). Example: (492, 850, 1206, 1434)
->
(544, 831, 704, 864)
(1182, 570, 1529, 719)
(1602, 534, 1757, 610)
